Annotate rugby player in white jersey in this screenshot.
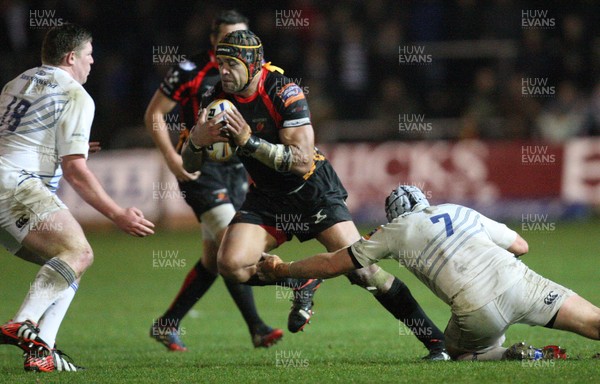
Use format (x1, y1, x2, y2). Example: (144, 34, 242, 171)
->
(0, 24, 154, 372)
(258, 185, 600, 361)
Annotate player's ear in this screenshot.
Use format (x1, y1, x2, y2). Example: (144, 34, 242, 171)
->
(64, 50, 76, 65)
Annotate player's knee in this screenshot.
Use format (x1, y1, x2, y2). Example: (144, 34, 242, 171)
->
(71, 243, 94, 273)
(217, 256, 245, 282)
(77, 244, 94, 272)
(345, 266, 394, 295)
(592, 309, 600, 340)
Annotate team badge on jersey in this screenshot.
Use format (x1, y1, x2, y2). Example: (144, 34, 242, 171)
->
(544, 291, 559, 305)
(277, 83, 304, 107)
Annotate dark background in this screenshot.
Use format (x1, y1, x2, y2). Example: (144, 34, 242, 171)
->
(1, 0, 599, 147)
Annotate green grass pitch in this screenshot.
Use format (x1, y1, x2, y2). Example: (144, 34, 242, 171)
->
(1, 219, 599, 383)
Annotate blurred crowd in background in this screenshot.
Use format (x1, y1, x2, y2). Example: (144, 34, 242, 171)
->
(1, 0, 599, 148)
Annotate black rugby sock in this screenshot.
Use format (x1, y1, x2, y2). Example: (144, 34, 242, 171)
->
(224, 280, 266, 333)
(375, 278, 446, 351)
(162, 260, 217, 324)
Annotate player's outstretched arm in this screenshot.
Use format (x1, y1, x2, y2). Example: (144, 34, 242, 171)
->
(257, 248, 357, 281)
(144, 90, 199, 181)
(61, 154, 155, 237)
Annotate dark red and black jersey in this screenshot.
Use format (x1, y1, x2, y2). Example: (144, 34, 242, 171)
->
(202, 67, 326, 194)
(159, 51, 220, 152)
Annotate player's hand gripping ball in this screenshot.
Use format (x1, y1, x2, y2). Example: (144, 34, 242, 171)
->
(203, 99, 237, 162)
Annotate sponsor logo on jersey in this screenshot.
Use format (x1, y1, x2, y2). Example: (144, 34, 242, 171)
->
(212, 189, 229, 203)
(543, 291, 559, 305)
(252, 118, 267, 132)
(277, 83, 304, 107)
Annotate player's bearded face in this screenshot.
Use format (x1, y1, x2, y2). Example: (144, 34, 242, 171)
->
(217, 58, 247, 93)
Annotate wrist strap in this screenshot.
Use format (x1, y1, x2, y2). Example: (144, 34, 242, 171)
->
(241, 134, 260, 154)
(187, 138, 203, 153)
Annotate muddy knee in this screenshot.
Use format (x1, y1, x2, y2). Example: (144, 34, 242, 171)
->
(346, 265, 394, 295)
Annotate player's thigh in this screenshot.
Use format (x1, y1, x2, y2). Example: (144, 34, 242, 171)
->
(22, 209, 92, 273)
(445, 301, 509, 355)
(315, 220, 360, 252)
(513, 268, 575, 327)
(552, 295, 600, 339)
(217, 222, 277, 269)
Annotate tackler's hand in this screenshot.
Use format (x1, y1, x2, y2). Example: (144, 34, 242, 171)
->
(257, 253, 286, 281)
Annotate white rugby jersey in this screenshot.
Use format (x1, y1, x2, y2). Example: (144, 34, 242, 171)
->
(351, 204, 523, 312)
(0, 65, 94, 193)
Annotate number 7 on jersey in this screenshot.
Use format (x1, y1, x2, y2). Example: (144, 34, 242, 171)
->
(430, 213, 454, 237)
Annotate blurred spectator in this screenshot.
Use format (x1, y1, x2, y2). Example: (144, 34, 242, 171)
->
(481, 0, 521, 40)
(333, 22, 369, 119)
(557, 14, 591, 89)
(459, 67, 502, 139)
(516, 29, 557, 81)
(534, 81, 587, 143)
(497, 73, 542, 139)
(1, 0, 598, 145)
(583, 82, 600, 136)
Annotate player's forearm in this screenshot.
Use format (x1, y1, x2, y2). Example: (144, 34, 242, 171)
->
(62, 162, 124, 221)
(181, 139, 204, 172)
(277, 252, 351, 280)
(239, 135, 311, 175)
(144, 111, 179, 159)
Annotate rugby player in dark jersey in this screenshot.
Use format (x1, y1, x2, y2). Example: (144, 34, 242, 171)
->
(144, 10, 282, 351)
(182, 30, 449, 359)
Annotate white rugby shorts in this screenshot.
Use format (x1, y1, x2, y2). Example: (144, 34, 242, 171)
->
(444, 266, 575, 354)
(0, 177, 67, 254)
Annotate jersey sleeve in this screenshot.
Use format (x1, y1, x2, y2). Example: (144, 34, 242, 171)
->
(349, 227, 392, 268)
(479, 213, 518, 250)
(274, 80, 311, 129)
(158, 60, 198, 102)
(55, 88, 94, 159)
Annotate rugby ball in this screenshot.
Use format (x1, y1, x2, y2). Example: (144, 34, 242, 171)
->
(203, 99, 236, 162)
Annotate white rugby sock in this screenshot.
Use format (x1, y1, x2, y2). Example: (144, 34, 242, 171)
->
(13, 258, 77, 323)
(38, 282, 79, 348)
